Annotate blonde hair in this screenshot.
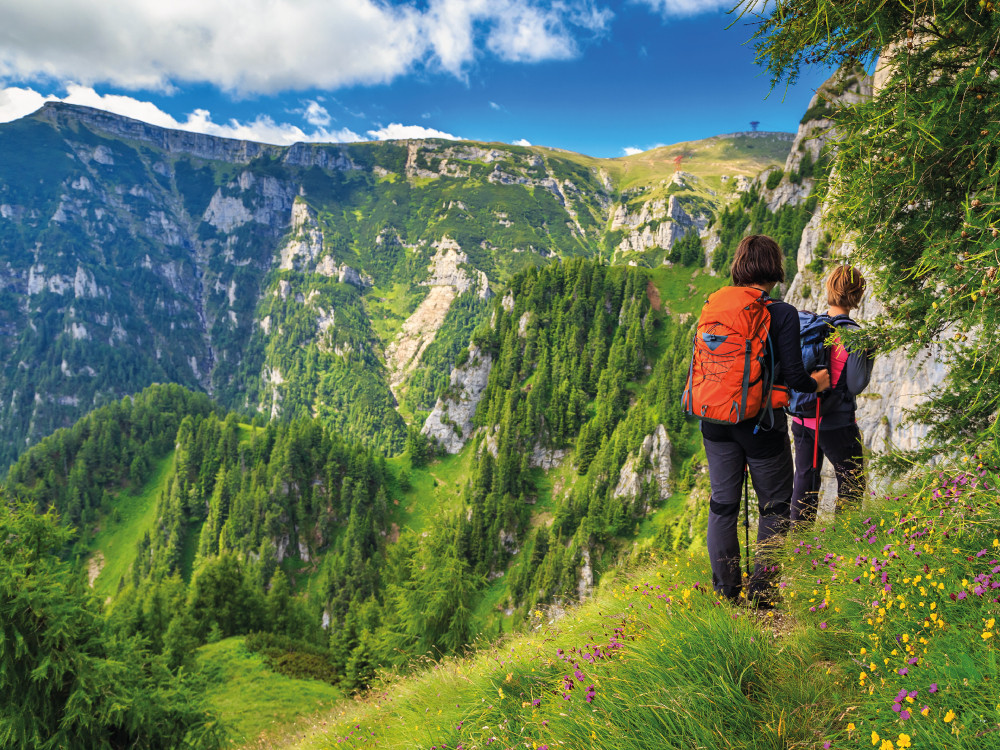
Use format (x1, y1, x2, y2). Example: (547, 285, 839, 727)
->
(826, 265, 866, 309)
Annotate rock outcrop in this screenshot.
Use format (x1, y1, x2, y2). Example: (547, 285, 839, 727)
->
(612, 425, 672, 505)
(421, 345, 493, 454)
(613, 195, 710, 257)
(760, 69, 873, 212)
(385, 237, 490, 395)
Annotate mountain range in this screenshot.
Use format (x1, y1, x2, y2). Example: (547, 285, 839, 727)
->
(0, 101, 791, 465)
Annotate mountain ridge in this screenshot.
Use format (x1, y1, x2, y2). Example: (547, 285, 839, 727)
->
(0, 101, 791, 464)
(31, 100, 794, 160)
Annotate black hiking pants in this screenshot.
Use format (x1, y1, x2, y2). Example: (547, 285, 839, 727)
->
(702, 417, 793, 600)
(790, 421, 865, 522)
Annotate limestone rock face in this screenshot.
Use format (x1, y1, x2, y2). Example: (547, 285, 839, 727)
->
(280, 199, 323, 269)
(530, 445, 568, 470)
(784, 207, 949, 511)
(421, 345, 493, 454)
(614, 195, 710, 256)
(612, 424, 672, 504)
(203, 191, 253, 233)
(761, 69, 873, 212)
(385, 237, 490, 395)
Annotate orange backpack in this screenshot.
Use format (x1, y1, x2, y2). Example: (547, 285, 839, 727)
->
(682, 286, 788, 426)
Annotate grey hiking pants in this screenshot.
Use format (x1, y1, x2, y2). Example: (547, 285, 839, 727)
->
(702, 418, 793, 599)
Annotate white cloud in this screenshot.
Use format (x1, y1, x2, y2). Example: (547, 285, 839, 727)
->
(512, 138, 532, 146)
(632, 0, 735, 15)
(302, 100, 332, 127)
(489, 101, 503, 111)
(0, 84, 366, 145)
(366, 123, 461, 141)
(623, 146, 643, 156)
(0, 85, 55, 122)
(0, 0, 613, 95)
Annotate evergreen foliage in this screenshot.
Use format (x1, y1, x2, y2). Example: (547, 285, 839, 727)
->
(0, 502, 222, 749)
(711, 185, 816, 283)
(667, 231, 704, 267)
(5, 384, 216, 529)
(741, 0, 1000, 455)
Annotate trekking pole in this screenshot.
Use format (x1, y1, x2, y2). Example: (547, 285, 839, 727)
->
(743, 463, 751, 578)
(807, 395, 822, 519)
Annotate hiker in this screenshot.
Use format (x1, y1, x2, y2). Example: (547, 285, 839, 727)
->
(789, 265, 874, 522)
(683, 235, 829, 607)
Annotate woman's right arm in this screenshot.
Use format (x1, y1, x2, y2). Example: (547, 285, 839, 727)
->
(772, 303, 826, 392)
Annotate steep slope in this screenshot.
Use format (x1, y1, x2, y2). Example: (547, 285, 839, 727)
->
(264, 450, 1000, 750)
(0, 104, 790, 464)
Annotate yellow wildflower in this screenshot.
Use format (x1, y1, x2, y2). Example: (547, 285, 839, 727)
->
(897, 734, 911, 748)
(944, 709, 956, 723)
(871, 731, 880, 746)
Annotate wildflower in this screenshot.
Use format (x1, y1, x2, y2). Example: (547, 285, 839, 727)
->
(929, 683, 938, 693)
(871, 731, 880, 746)
(897, 735, 911, 749)
(944, 709, 956, 723)
(848, 723, 856, 731)
(921, 706, 929, 716)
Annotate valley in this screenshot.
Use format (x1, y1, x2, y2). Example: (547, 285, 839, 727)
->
(3, 50, 991, 749)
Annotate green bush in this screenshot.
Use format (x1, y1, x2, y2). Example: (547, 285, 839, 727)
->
(765, 169, 784, 190)
(244, 632, 340, 685)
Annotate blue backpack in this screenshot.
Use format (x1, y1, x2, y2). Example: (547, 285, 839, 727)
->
(787, 312, 852, 417)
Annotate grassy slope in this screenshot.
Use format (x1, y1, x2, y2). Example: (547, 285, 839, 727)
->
(246, 453, 1000, 750)
(196, 638, 342, 747)
(609, 132, 792, 195)
(526, 132, 790, 194)
(88, 451, 175, 599)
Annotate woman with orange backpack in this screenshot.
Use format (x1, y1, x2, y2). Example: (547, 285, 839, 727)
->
(683, 235, 829, 608)
(789, 266, 874, 523)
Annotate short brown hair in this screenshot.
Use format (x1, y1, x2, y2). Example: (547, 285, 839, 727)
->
(826, 265, 866, 309)
(730, 235, 785, 287)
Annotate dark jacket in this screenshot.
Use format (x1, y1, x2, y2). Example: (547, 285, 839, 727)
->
(818, 317, 874, 430)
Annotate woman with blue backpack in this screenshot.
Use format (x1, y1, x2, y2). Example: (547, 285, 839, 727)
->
(683, 235, 830, 608)
(789, 265, 874, 522)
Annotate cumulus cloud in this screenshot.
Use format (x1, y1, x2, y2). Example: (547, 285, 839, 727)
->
(301, 100, 332, 127)
(512, 138, 532, 146)
(0, 0, 613, 95)
(366, 123, 461, 141)
(0, 85, 55, 122)
(633, 0, 733, 15)
(0, 84, 369, 144)
(634, 0, 769, 15)
(622, 146, 643, 156)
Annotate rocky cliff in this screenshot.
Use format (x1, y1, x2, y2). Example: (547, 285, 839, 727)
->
(0, 104, 792, 463)
(421, 344, 492, 453)
(779, 68, 950, 508)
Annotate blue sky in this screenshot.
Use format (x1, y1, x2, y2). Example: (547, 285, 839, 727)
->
(0, 0, 835, 158)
